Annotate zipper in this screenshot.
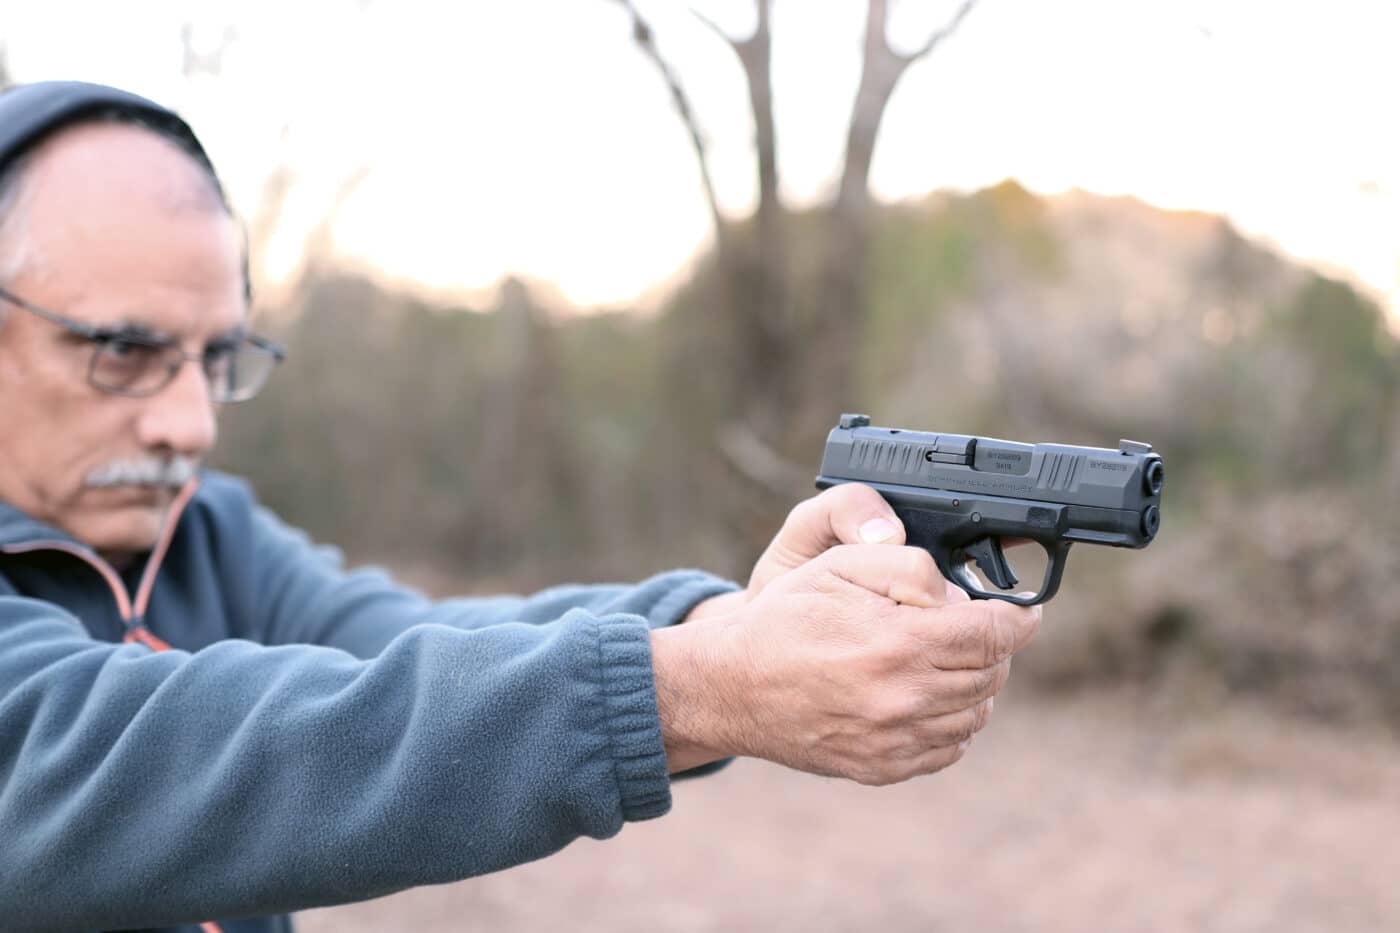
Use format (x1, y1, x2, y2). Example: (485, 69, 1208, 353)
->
(1, 478, 199, 646)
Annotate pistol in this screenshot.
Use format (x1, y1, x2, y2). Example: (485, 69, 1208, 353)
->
(815, 414, 1164, 605)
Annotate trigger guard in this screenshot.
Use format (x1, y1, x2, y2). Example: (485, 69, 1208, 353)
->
(948, 538, 1068, 607)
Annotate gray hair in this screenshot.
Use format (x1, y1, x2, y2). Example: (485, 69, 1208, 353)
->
(0, 106, 231, 303)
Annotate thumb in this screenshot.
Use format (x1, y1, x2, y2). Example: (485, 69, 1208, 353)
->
(750, 484, 906, 591)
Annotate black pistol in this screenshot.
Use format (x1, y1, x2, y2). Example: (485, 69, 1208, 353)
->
(815, 414, 1164, 606)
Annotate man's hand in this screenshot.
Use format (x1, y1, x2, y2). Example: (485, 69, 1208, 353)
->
(685, 484, 905, 622)
(653, 541, 1042, 785)
(746, 482, 907, 591)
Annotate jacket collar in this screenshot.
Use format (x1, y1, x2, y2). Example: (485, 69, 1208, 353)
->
(0, 498, 81, 550)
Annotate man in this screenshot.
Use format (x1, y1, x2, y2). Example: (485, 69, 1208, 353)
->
(0, 81, 1041, 932)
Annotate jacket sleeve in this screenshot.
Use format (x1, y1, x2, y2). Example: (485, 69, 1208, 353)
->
(246, 505, 739, 658)
(0, 584, 690, 931)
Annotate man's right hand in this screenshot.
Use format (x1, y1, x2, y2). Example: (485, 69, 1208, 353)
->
(651, 542, 1042, 785)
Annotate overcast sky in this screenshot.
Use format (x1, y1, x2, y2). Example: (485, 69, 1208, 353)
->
(3, 0, 1397, 318)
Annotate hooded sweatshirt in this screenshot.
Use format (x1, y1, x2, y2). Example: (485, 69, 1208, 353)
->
(0, 470, 737, 932)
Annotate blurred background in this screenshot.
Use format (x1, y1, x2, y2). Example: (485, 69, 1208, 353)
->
(4, 1, 1399, 929)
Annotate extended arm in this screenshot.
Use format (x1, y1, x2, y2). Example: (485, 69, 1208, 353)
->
(236, 498, 735, 657)
(0, 592, 676, 930)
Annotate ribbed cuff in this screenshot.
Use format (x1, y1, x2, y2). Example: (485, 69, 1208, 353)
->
(594, 616, 672, 822)
(644, 571, 741, 630)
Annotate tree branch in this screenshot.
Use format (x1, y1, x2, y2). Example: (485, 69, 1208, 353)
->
(836, 0, 979, 214)
(902, 0, 977, 64)
(689, 2, 782, 236)
(180, 21, 239, 79)
(715, 419, 809, 497)
(689, 7, 740, 48)
(614, 0, 726, 238)
(744, 1, 779, 224)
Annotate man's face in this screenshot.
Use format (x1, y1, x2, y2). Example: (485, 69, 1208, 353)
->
(0, 123, 245, 562)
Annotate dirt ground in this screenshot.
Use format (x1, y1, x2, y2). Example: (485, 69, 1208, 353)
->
(297, 687, 1400, 933)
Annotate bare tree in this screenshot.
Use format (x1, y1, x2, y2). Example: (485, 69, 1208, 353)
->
(173, 18, 372, 312)
(837, 0, 975, 217)
(815, 0, 977, 414)
(615, 2, 790, 448)
(613, 0, 980, 553)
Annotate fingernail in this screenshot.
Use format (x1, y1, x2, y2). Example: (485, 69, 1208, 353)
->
(944, 580, 964, 602)
(859, 517, 898, 543)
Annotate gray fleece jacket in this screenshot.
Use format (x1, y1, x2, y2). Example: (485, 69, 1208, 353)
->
(0, 470, 738, 933)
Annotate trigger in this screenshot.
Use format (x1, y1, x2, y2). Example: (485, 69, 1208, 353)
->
(966, 538, 1019, 591)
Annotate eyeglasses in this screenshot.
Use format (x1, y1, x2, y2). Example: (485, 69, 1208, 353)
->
(0, 286, 285, 402)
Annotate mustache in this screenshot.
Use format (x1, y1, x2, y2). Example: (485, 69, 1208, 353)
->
(84, 456, 199, 489)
